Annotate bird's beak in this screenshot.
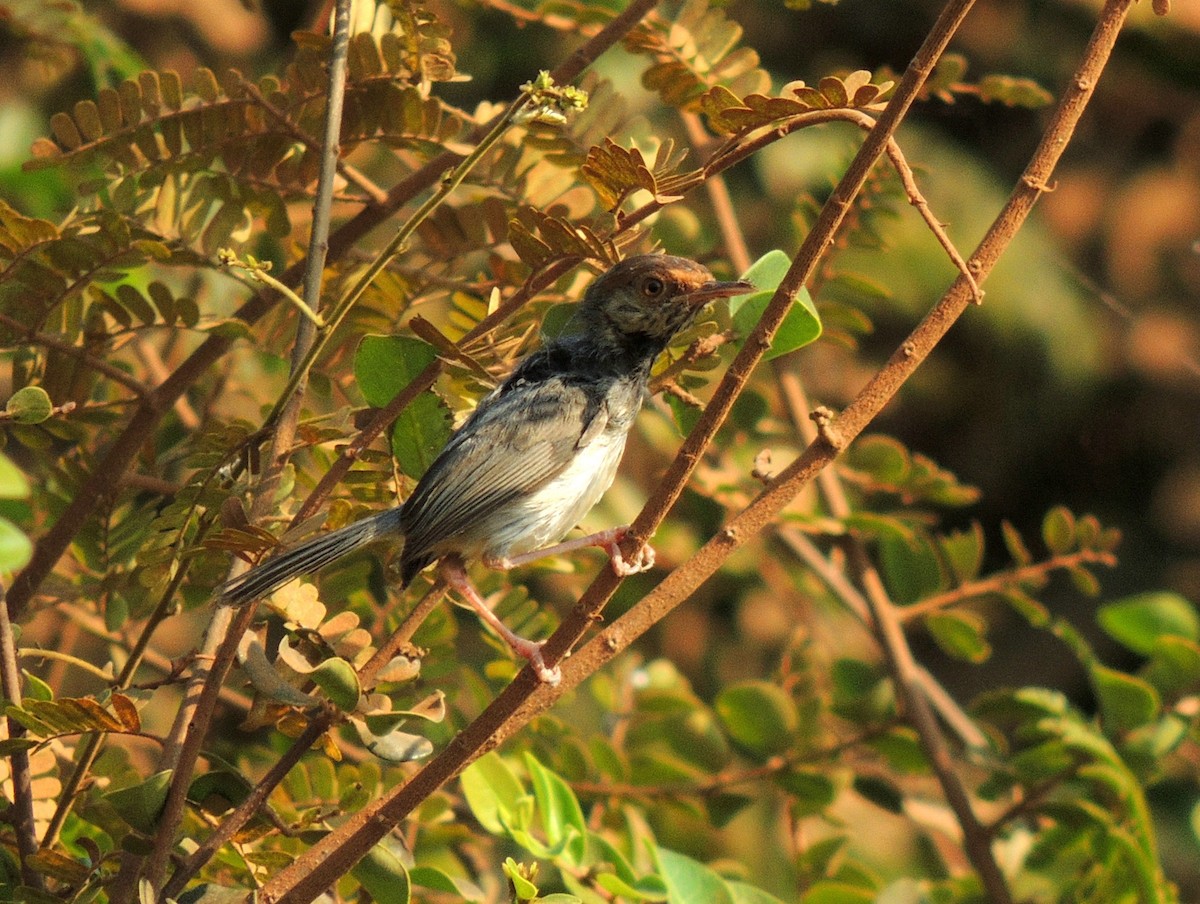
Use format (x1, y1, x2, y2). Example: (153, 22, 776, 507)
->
(684, 279, 755, 307)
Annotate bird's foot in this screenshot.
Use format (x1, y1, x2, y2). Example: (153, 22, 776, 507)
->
(606, 527, 656, 576)
(512, 637, 561, 686)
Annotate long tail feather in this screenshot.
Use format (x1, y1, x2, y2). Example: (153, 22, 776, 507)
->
(218, 507, 404, 605)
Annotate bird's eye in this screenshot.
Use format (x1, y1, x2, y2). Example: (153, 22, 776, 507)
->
(642, 277, 665, 297)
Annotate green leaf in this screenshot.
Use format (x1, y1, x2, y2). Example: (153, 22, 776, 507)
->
(352, 839, 411, 904)
(879, 532, 944, 606)
(852, 774, 903, 813)
(460, 751, 530, 835)
(1000, 520, 1032, 565)
(653, 847, 735, 904)
(660, 708, 731, 771)
(729, 250, 821, 361)
(830, 658, 892, 723)
(924, 611, 991, 663)
(0, 453, 30, 499)
(1091, 665, 1160, 734)
(6, 386, 53, 425)
(728, 881, 790, 904)
(354, 335, 451, 480)
(105, 769, 173, 833)
(845, 435, 909, 484)
(1143, 636, 1200, 697)
(308, 657, 361, 711)
(937, 523, 984, 584)
(0, 517, 33, 573)
(866, 727, 928, 774)
(188, 769, 253, 812)
(502, 858, 539, 900)
(1098, 592, 1200, 655)
(22, 671, 53, 702)
(0, 737, 39, 755)
(355, 720, 433, 763)
(1042, 506, 1075, 554)
(775, 768, 836, 815)
(715, 681, 798, 759)
(800, 881, 875, 904)
(408, 866, 462, 895)
(524, 753, 587, 866)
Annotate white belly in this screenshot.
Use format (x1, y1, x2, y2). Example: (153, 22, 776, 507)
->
(481, 428, 628, 559)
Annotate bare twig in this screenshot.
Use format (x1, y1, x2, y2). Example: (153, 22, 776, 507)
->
(777, 527, 989, 753)
(0, 584, 44, 891)
(851, 549, 1012, 902)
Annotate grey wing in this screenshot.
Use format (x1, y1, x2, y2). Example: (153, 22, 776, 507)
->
(399, 377, 604, 580)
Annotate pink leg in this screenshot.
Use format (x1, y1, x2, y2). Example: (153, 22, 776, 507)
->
(484, 526, 655, 577)
(438, 557, 561, 685)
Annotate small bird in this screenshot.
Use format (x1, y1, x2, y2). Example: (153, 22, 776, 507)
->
(220, 255, 752, 683)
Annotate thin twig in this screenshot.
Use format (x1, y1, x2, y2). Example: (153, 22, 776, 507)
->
(0, 584, 44, 890)
(898, 548, 1118, 621)
(852, 548, 1011, 902)
(41, 510, 219, 848)
(777, 527, 989, 753)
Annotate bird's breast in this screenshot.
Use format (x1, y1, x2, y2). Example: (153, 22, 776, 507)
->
(480, 426, 629, 560)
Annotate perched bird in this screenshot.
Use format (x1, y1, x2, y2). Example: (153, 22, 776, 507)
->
(220, 254, 752, 683)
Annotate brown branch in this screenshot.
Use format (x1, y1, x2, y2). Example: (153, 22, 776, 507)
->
(899, 548, 1118, 622)
(850, 547, 1012, 902)
(777, 527, 989, 753)
(253, 3, 976, 899)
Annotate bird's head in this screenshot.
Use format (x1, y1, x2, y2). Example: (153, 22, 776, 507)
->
(578, 255, 752, 359)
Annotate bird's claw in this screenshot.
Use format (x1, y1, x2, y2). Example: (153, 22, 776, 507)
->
(512, 636, 561, 686)
(528, 643, 562, 686)
(609, 540, 655, 576)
